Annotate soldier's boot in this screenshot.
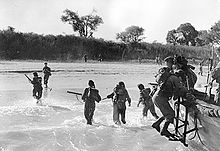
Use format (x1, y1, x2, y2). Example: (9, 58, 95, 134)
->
(121, 119, 126, 124)
(152, 117, 165, 132)
(160, 121, 173, 137)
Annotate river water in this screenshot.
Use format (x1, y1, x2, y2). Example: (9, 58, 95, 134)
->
(0, 61, 208, 151)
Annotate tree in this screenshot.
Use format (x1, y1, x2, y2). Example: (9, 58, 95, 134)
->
(116, 26, 145, 60)
(166, 29, 178, 45)
(116, 26, 145, 44)
(176, 23, 198, 46)
(195, 30, 213, 46)
(61, 9, 103, 38)
(210, 20, 220, 45)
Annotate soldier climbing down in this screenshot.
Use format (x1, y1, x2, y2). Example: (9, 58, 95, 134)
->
(151, 56, 191, 138)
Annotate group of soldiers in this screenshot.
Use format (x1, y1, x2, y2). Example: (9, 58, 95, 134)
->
(80, 55, 198, 133)
(28, 56, 213, 139)
(28, 62, 51, 103)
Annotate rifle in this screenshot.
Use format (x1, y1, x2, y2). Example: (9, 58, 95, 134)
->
(101, 97, 108, 100)
(24, 74, 32, 82)
(148, 82, 158, 86)
(67, 91, 82, 96)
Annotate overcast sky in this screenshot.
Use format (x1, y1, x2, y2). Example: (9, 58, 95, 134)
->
(1, 0, 220, 43)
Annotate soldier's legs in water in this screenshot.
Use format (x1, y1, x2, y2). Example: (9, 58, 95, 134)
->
(142, 105, 149, 117)
(119, 109, 126, 124)
(44, 75, 49, 87)
(33, 88, 37, 98)
(36, 89, 43, 100)
(84, 104, 92, 125)
(88, 108, 95, 124)
(113, 103, 120, 124)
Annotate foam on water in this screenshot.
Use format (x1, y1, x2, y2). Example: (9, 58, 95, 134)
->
(0, 61, 210, 151)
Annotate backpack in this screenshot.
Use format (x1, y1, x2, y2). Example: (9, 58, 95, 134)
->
(141, 88, 151, 99)
(141, 88, 153, 105)
(88, 88, 101, 102)
(155, 67, 174, 98)
(113, 86, 127, 109)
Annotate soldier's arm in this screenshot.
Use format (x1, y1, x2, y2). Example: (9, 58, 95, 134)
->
(125, 90, 131, 106)
(81, 88, 89, 101)
(96, 90, 101, 102)
(107, 92, 114, 99)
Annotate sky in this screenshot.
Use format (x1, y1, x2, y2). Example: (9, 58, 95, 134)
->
(1, 0, 220, 43)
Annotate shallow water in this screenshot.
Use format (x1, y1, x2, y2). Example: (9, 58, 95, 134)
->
(0, 61, 209, 151)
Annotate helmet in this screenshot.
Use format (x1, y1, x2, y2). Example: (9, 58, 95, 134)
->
(119, 81, 125, 87)
(33, 72, 38, 76)
(88, 80, 95, 88)
(137, 84, 144, 90)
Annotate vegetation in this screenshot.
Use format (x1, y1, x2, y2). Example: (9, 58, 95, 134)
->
(0, 26, 212, 62)
(1, 9, 220, 62)
(61, 9, 103, 38)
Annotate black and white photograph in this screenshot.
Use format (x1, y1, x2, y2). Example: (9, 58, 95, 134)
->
(1, 0, 220, 150)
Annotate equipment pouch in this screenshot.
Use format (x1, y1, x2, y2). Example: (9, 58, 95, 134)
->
(117, 100, 125, 109)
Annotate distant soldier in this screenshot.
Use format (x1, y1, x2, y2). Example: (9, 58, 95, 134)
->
(31, 72, 43, 103)
(82, 80, 101, 125)
(98, 54, 102, 62)
(155, 56, 159, 65)
(106, 81, 131, 125)
(83, 54, 88, 62)
(42, 62, 51, 88)
(138, 56, 142, 64)
(137, 84, 159, 119)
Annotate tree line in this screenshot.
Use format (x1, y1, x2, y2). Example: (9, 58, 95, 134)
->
(0, 9, 219, 62)
(0, 26, 212, 62)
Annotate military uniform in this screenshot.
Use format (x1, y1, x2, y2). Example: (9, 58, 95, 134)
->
(152, 74, 188, 136)
(174, 56, 197, 89)
(42, 63, 51, 88)
(107, 83, 131, 125)
(137, 86, 159, 119)
(82, 80, 101, 125)
(152, 56, 189, 137)
(31, 73, 43, 100)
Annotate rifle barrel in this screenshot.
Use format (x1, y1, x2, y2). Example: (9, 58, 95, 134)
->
(24, 74, 32, 82)
(67, 91, 82, 96)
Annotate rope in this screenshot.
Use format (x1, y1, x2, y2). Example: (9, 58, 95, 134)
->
(75, 94, 83, 104)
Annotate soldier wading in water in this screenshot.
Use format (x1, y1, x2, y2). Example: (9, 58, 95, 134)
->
(82, 80, 101, 125)
(31, 72, 43, 103)
(107, 81, 131, 125)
